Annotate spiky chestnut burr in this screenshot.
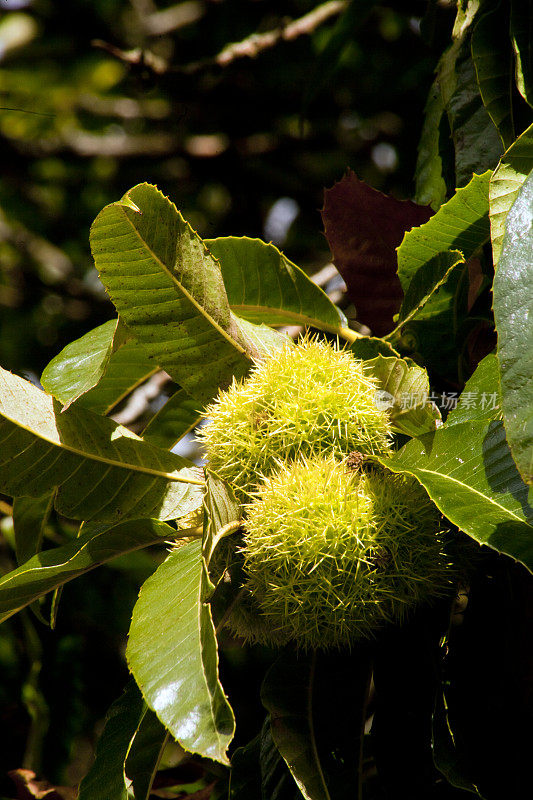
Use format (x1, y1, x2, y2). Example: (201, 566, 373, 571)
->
(198, 338, 392, 501)
(219, 456, 453, 650)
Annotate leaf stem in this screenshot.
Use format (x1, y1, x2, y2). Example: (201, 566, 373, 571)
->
(337, 326, 364, 343)
(173, 474, 205, 486)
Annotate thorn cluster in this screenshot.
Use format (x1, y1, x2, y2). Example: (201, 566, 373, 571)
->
(200, 338, 453, 650)
(199, 338, 392, 501)
(231, 456, 453, 649)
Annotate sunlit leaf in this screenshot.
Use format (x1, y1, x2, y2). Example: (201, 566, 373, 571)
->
(41, 320, 120, 411)
(397, 251, 465, 329)
(78, 340, 157, 417)
(40, 319, 145, 414)
(0, 367, 203, 523)
(348, 337, 400, 360)
(446, 352, 501, 426)
(231, 315, 289, 358)
(365, 355, 441, 437)
(206, 236, 347, 333)
(489, 121, 533, 265)
(127, 540, 235, 764)
(377, 420, 533, 572)
(396, 171, 491, 325)
(90, 183, 258, 403)
(493, 168, 533, 484)
(0, 519, 178, 623)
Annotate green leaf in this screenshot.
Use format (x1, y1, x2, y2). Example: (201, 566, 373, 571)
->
(231, 717, 301, 800)
(0, 367, 203, 523)
(125, 704, 169, 800)
(347, 337, 400, 360)
(397, 250, 465, 329)
(71, 678, 170, 800)
(493, 168, 533, 484)
(231, 315, 290, 359)
(126, 540, 235, 764)
(205, 236, 347, 333)
(440, 27, 503, 186)
(40, 319, 146, 414)
(393, 264, 468, 385)
(202, 474, 243, 631)
(365, 355, 441, 437)
(13, 491, 55, 566)
(77, 339, 157, 416)
(260, 717, 304, 800)
(397, 171, 492, 324)
(415, 79, 448, 210)
(261, 650, 371, 800)
(511, 0, 533, 106)
(41, 320, 120, 411)
(432, 689, 484, 797)
(446, 352, 501, 426)
(262, 653, 329, 800)
(76, 340, 158, 414)
(78, 681, 145, 800)
(12, 491, 56, 624)
(142, 388, 202, 451)
(489, 121, 533, 265)
(377, 420, 533, 572)
(0, 518, 177, 623)
(392, 173, 492, 374)
(203, 473, 241, 566)
(471, 1, 515, 149)
(90, 183, 256, 403)
(419, 1, 486, 203)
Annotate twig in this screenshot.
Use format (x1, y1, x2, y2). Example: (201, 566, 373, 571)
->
(91, 40, 168, 74)
(111, 370, 171, 426)
(93, 1, 347, 76)
(197, 0, 348, 71)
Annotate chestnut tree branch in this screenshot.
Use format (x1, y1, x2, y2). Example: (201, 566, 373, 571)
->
(93, 1, 347, 76)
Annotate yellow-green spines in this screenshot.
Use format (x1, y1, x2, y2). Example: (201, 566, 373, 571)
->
(233, 457, 453, 650)
(199, 339, 392, 500)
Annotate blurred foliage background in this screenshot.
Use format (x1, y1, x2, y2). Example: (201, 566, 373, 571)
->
(0, 0, 454, 378)
(0, 0, 457, 794)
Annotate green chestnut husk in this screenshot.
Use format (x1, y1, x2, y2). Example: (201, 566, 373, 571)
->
(199, 338, 392, 501)
(211, 456, 454, 650)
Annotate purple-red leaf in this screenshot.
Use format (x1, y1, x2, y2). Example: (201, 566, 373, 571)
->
(322, 171, 433, 335)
